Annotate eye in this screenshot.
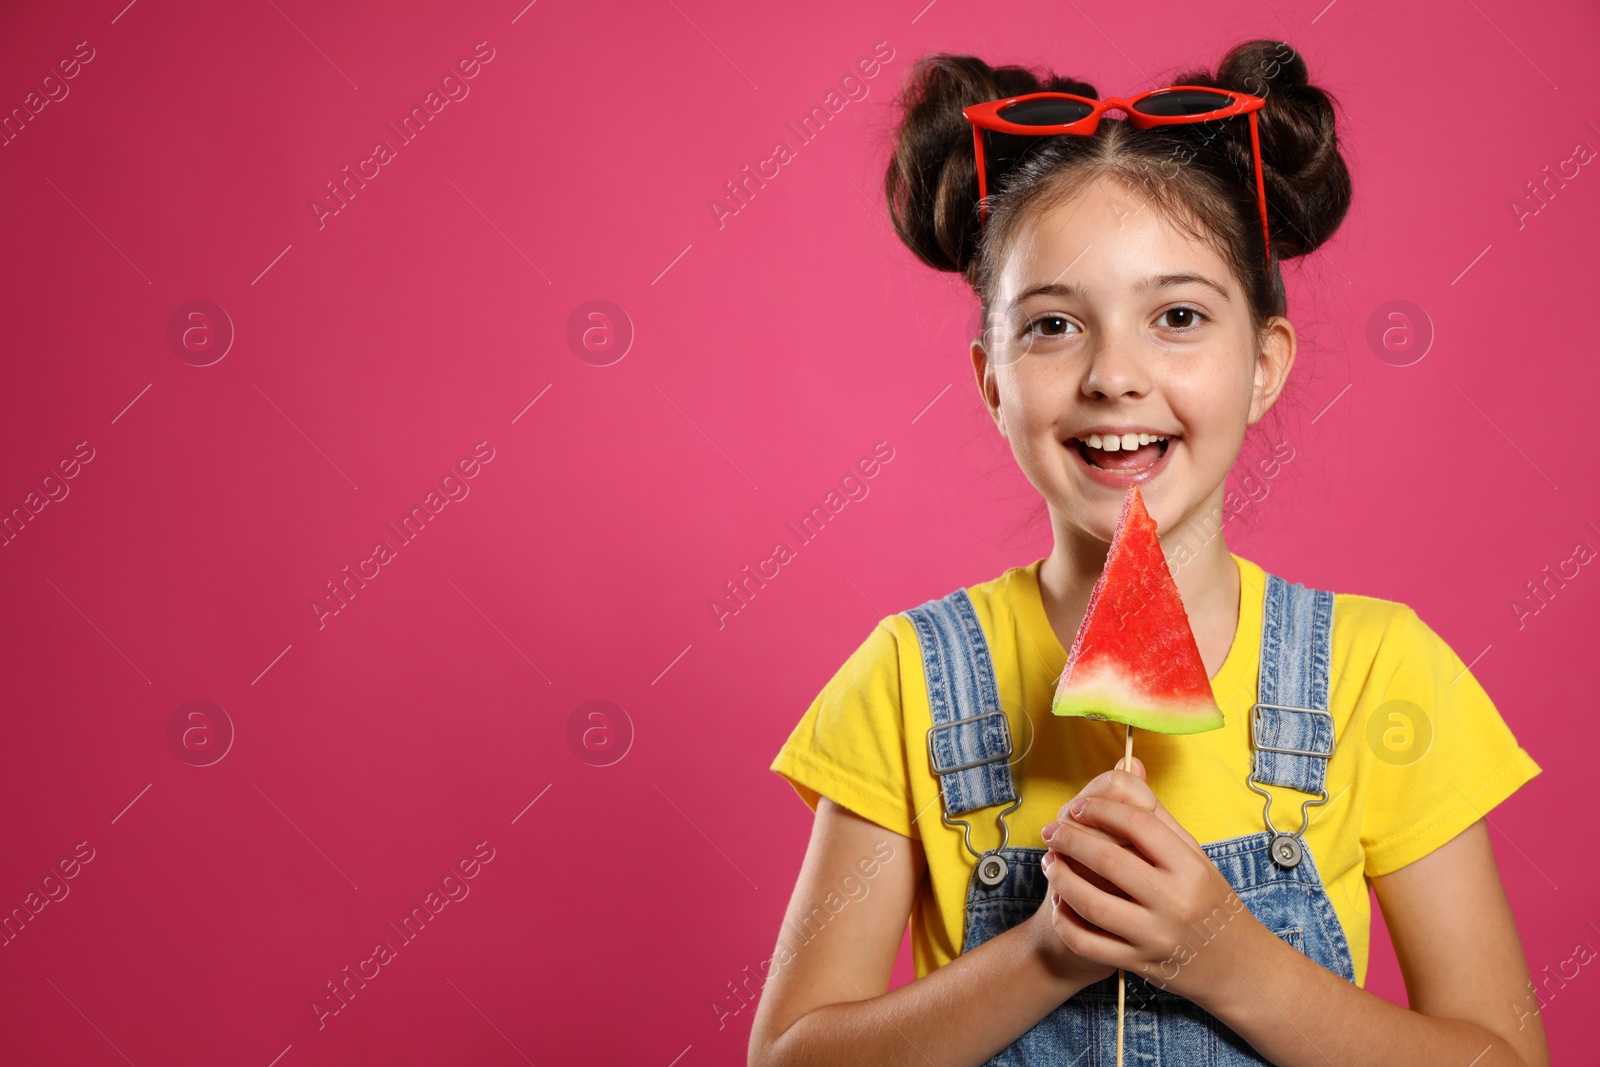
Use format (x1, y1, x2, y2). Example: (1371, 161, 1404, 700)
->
(1158, 306, 1208, 331)
(1024, 313, 1077, 339)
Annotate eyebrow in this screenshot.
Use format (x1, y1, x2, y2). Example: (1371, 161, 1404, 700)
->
(1009, 273, 1233, 308)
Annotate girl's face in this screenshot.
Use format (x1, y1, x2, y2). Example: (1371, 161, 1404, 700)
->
(973, 175, 1295, 546)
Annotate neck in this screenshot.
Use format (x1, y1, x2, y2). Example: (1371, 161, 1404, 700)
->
(1036, 490, 1241, 678)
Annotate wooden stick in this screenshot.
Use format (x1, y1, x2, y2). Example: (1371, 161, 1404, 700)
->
(1116, 723, 1132, 1067)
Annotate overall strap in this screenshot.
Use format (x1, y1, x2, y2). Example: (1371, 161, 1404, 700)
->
(901, 588, 1018, 818)
(1249, 571, 1336, 860)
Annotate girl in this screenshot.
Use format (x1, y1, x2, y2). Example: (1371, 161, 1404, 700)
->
(749, 39, 1549, 1067)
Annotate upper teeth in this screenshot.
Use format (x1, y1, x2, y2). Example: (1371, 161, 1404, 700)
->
(1080, 433, 1169, 452)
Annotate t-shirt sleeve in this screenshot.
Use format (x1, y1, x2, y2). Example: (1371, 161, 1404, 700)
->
(769, 616, 919, 840)
(1359, 604, 1542, 878)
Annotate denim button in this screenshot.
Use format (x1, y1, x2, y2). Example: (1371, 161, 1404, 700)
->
(977, 851, 1009, 887)
(1271, 833, 1304, 868)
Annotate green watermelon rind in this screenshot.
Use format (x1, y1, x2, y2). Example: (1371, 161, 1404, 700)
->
(1051, 688, 1224, 734)
(1051, 654, 1222, 731)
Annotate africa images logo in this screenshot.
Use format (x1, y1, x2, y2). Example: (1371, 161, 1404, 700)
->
(710, 441, 894, 629)
(706, 41, 895, 230)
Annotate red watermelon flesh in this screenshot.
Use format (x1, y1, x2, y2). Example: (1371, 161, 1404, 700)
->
(1050, 486, 1224, 733)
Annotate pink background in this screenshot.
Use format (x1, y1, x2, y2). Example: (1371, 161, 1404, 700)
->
(1, 0, 1595, 1063)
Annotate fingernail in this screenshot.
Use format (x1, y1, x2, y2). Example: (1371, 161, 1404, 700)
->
(1041, 821, 1060, 840)
(1068, 798, 1087, 819)
(1041, 851, 1055, 869)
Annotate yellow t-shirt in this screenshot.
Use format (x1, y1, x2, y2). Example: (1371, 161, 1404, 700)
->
(770, 552, 1542, 986)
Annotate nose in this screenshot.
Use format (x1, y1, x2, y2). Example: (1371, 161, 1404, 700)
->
(1080, 331, 1151, 401)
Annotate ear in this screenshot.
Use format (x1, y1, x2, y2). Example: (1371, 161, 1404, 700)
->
(971, 335, 1007, 438)
(1248, 315, 1297, 426)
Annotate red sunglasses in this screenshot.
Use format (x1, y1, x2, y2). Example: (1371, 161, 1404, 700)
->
(962, 86, 1272, 273)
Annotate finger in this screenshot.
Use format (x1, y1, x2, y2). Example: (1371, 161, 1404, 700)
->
(1056, 767, 1158, 821)
(1066, 793, 1204, 859)
(1045, 855, 1121, 940)
(1044, 841, 1146, 946)
(1046, 846, 1130, 901)
(1114, 755, 1146, 779)
(1049, 884, 1118, 946)
(1067, 796, 1189, 871)
(1105, 768, 1204, 851)
(1046, 883, 1127, 969)
(1053, 767, 1205, 858)
(1148, 804, 1205, 854)
(1043, 811, 1129, 852)
(1045, 819, 1161, 904)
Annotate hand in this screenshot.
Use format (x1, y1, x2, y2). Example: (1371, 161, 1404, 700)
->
(1027, 891, 1116, 990)
(1030, 757, 1153, 986)
(1039, 758, 1269, 1002)
(1044, 757, 1159, 903)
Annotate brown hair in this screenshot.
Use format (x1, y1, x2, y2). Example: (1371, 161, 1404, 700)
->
(883, 39, 1352, 334)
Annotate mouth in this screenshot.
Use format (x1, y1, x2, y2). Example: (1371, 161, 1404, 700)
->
(1065, 433, 1177, 486)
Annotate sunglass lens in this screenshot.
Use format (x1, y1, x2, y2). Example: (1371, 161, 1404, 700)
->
(997, 97, 1094, 126)
(1132, 89, 1234, 117)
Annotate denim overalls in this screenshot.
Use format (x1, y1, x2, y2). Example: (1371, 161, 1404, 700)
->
(902, 569, 1356, 1065)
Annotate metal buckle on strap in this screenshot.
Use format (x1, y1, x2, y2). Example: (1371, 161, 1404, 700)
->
(927, 709, 1014, 775)
(1248, 702, 1333, 867)
(926, 710, 1020, 878)
(1250, 702, 1334, 758)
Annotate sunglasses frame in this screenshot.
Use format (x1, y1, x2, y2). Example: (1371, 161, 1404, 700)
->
(961, 87, 1272, 274)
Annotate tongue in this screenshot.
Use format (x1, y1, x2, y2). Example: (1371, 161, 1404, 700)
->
(1091, 442, 1161, 470)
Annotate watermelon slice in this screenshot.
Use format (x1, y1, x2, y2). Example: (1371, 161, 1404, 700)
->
(1050, 485, 1224, 734)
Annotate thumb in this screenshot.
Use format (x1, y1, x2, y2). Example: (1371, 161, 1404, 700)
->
(1114, 755, 1147, 779)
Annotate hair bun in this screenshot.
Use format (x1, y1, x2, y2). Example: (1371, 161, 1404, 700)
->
(1207, 39, 1352, 260)
(884, 54, 1097, 278)
(884, 41, 1352, 316)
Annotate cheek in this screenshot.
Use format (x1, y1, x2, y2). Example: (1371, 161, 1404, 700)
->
(999, 367, 1066, 438)
(1166, 367, 1252, 451)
